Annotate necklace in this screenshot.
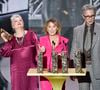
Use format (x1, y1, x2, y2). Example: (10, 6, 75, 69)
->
(15, 31, 25, 45)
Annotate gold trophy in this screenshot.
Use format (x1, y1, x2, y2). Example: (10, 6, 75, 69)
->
(61, 51, 68, 73)
(75, 50, 84, 73)
(37, 52, 43, 73)
(0, 28, 12, 41)
(52, 41, 58, 73)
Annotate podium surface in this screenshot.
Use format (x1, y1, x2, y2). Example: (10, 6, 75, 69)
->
(27, 68, 86, 90)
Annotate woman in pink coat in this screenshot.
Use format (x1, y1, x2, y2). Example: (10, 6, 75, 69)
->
(39, 18, 69, 90)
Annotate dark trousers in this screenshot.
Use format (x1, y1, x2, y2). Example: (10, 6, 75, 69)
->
(78, 64, 100, 90)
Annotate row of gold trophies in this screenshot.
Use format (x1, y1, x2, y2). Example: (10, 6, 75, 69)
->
(37, 42, 84, 73)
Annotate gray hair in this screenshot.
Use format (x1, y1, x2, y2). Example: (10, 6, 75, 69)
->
(10, 14, 22, 22)
(82, 4, 96, 15)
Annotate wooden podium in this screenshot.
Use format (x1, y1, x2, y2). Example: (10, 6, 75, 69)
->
(27, 68, 86, 90)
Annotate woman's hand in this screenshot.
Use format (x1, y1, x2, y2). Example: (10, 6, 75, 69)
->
(0, 28, 12, 42)
(39, 46, 45, 53)
(1, 32, 8, 42)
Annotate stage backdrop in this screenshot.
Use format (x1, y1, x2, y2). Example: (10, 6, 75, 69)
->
(0, 0, 100, 90)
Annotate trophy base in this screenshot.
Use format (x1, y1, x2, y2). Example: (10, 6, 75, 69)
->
(75, 66, 84, 73)
(37, 68, 43, 73)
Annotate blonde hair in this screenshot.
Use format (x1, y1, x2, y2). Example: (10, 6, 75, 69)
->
(10, 14, 24, 29)
(10, 14, 22, 22)
(43, 18, 61, 34)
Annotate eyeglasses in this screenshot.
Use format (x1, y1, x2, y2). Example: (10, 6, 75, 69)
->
(84, 15, 95, 18)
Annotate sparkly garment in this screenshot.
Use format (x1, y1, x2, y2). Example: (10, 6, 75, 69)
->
(0, 30, 39, 90)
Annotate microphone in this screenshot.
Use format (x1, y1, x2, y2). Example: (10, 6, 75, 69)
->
(52, 41, 55, 46)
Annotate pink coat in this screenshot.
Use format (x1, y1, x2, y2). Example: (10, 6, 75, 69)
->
(39, 35, 69, 90)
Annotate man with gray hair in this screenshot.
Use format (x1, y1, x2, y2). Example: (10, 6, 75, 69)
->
(70, 4, 100, 90)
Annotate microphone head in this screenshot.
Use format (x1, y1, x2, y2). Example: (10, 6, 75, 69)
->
(52, 41, 55, 46)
